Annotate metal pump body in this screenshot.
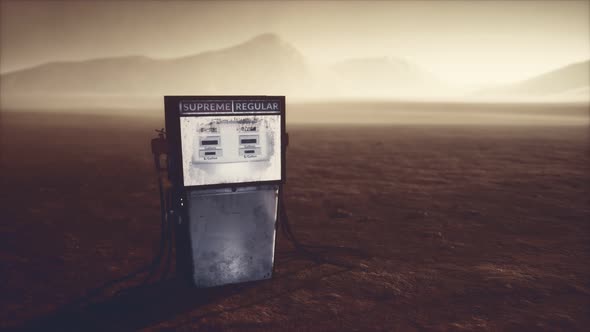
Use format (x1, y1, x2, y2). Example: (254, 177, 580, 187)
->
(164, 96, 286, 287)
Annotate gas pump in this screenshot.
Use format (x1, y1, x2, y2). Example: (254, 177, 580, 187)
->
(164, 96, 286, 287)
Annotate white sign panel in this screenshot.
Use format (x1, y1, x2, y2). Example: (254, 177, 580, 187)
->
(180, 115, 282, 186)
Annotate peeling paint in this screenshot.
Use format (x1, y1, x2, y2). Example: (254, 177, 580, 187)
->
(180, 115, 281, 186)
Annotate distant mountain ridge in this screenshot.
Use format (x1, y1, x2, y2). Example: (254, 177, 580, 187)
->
(476, 60, 590, 101)
(1, 33, 309, 97)
(1, 33, 588, 108)
(0, 33, 446, 104)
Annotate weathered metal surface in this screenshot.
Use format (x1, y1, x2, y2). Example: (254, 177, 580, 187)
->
(180, 115, 281, 186)
(186, 185, 278, 287)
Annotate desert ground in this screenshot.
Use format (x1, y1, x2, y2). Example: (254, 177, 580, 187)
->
(1, 105, 589, 331)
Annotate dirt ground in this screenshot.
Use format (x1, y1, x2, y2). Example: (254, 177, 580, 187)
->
(1, 111, 589, 331)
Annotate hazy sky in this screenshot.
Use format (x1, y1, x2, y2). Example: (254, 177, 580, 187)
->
(1, 0, 588, 87)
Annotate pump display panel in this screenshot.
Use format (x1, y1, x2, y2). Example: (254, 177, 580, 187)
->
(165, 96, 286, 188)
(180, 115, 281, 186)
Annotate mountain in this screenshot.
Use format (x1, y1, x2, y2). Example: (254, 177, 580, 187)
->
(323, 57, 450, 98)
(2, 33, 587, 108)
(0, 33, 454, 109)
(476, 60, 590, 101)
(0, 33, 309, 99)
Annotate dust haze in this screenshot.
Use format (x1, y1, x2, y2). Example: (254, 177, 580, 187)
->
(1, 0, 589, 125)
(2, 1, 590, 330)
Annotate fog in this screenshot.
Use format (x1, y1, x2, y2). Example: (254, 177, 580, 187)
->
(0, 1, 588, 125)
(2, 1, 589, 84)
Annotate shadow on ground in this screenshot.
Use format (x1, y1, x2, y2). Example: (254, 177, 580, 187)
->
(16, 277, 246, 331)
